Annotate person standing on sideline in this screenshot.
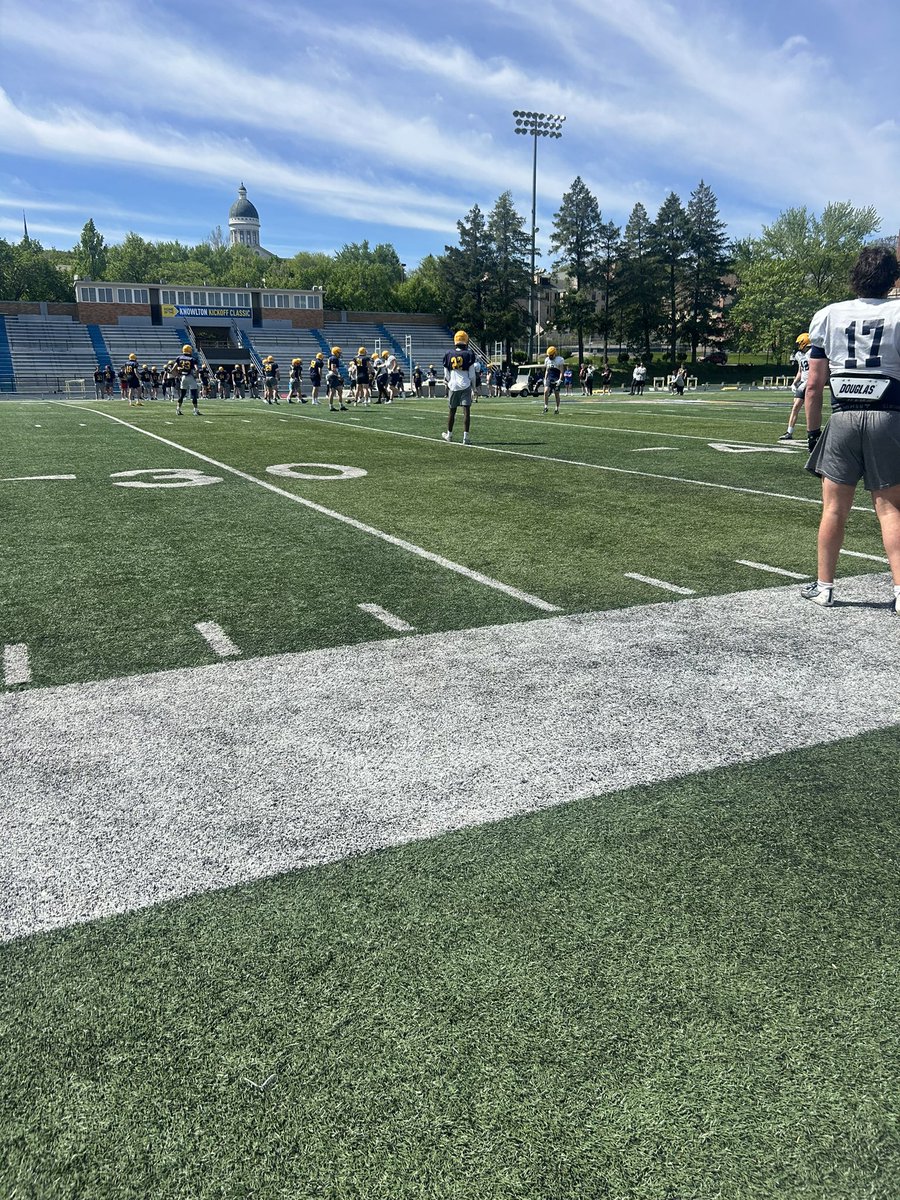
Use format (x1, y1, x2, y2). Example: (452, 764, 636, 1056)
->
(562, 364, 573, 395)
(778, 333, 811, 441)
(542, 346, 565, 414)
(802, 246, 900, 610)
(441, 330, 477, 444)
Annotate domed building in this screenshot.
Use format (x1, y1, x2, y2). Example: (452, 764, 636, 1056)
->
(228, 183, 274, 259)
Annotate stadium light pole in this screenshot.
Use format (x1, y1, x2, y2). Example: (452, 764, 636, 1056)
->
(513, 111, 565, 360)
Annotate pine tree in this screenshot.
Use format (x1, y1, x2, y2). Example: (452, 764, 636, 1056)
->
(549, 178, 604, 364)
(596, 220, 621, 361)
(684, 181, 731, 365)
(485, 192, 530, 363)
(617, 203, 661, 358)
(650, 193, 689, 367)
(441, 204, 492, 350)
(73, 218, 108, 280)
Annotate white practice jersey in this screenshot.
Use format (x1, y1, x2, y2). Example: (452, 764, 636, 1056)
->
(791, 348, 810, 384)
(809, 295, 900, 408)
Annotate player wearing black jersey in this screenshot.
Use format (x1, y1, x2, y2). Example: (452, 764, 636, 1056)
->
(354, 347, 371, 405)
(175, 345, 201, 415)
(122, 354, 142, 407)
(327, 347, 347, 410)
(309, 354, 323, 405)
(263, 356, 280, 404)
(441, 330, 477, 444)
(288, 359, 304, 403)
(93, 366, 104, 400)
(802, 247, 900, 610)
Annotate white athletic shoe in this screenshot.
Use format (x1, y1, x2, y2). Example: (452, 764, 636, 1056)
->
(462, 433, 472, 445)
(441, 431, 452, 442)
(800, 582, 834, 607)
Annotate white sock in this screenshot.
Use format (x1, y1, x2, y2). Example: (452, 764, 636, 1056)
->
(893, 585, 900, 598)
(787, 424, 794, 434)
(818, 580, 834, 589)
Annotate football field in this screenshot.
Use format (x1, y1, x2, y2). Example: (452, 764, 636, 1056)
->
(2, 391, 900, 1199)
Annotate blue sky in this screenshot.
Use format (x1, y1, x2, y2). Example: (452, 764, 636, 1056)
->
(1, 0, 898, 269)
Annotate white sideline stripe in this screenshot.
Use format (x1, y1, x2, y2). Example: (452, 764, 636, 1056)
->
(631, 447, 676, 453)
(358, 603, 415, 632)
(2, 573, 898, 942)
(736, 560, 809, 579)
(3, 644, 31, 686)
(0, 474, 76, 481)
(56, 404, 559, 614)
(194, 622, 240, 658)
(416, 405, 796, 447)
(841, 548, 890, 563)
(286, 409, 874, 514)
(624, 573, 695, 595)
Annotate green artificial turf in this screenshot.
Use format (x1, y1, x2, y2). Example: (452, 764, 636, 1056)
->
(2, 729, 899, 1199)
(0, 394, 891, 689)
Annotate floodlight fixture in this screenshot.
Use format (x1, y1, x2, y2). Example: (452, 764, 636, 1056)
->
(511, 109, 567, 358)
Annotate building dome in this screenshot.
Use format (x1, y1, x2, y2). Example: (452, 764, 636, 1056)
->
(229, 184, 259, 220)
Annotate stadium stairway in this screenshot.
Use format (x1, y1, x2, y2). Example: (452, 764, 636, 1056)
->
(86, 324, 112, 371)
(0, 316, 15, 392)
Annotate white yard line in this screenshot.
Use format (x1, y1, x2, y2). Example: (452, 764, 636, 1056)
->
(840, 548, 890, 563)
(3, 643, 32, 686)
(194, 621, 241, 658)
(284, 409, 874, 514)
(2, 573, 897, 941)
(630, 447, 677, 453)
(0, 474, 76, 481)
(736, 560, 809, 579)
(357, 603, 416, 632)
(624, 573, 695, 595)
(56, 404, 559, 614)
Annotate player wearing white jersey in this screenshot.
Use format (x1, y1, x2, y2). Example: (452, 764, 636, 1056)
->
(801, 246, 900, 610)
(778, 333, 812, 441)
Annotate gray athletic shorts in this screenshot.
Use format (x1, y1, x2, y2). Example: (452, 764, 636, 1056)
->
(448, 387, 473, 409)
(805, 409, 900, 491)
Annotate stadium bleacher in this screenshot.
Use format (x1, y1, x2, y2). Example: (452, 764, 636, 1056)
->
(100, 324, 187, 372)
(5, 315, 99, 395)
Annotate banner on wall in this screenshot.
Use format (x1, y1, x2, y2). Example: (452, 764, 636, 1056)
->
(161, 304, 251, 319)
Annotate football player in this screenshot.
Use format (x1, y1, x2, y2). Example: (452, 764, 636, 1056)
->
(175, 344, 202, 415)
(374, 352, 391, 403)
(354, 346, 371, 405)
(327, 347, 347, 411)
(263, 356, 280, 404)
(802, 246, 900, 610)
(288, 358, 304, 403)
(779, 333, 811, 441)
(441, 330, 477, 444)
(308, 353, 324, 405)
(543, 346, 565, 414)
(122, 354, 142, 407)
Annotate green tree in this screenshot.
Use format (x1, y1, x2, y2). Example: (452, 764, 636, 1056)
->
(393, 254, 446, 315)
(617, 203, 661, 357)
(106, 232, 159, 283)
(730, 202, 881, 361)
(73, 218, 108, 279)
(596, 220, 621, 360)
(550, 177, 604, 364)
(327, 241, 404, 311)
(0, 236, 73, 301)
(441, 204, 492, 350)
(485, 192, 530, 362)
(649, 192, 689, 366)
(683, 181, 731, 365)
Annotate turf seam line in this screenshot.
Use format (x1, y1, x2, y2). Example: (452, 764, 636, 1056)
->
(54, 403, 560, 615)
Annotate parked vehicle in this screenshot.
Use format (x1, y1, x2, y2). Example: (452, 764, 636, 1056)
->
(509, 364, 546, 396)
(702, 350, 728, 365)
